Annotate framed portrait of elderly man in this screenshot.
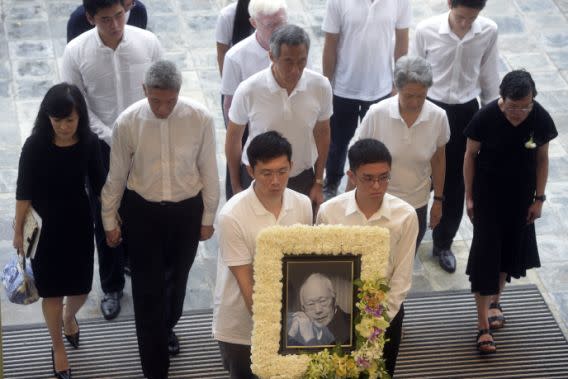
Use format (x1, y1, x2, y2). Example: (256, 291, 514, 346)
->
(281, 256, 360, 353)
(251, 225, 391, 378)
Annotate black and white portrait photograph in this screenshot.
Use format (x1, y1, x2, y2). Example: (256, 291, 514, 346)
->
(281, 256, 360, 352)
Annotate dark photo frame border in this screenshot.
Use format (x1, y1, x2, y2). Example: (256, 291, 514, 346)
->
(279, 254, 361, 355)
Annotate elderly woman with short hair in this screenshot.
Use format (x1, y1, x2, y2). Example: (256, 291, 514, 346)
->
(357, 55, 450, 249)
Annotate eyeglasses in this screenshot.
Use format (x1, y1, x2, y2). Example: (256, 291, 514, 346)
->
(504, 103, 533, 114)
(125, 0, 137, 11)
(303, 297, 332, 309)
(357, 173, 391, 186)
(258, 168, 290, 179)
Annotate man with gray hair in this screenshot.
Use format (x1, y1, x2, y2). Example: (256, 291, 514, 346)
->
(287, 272, 351, 346)
(226, 24, 332, 208)
(101, 60, 220, 379)
(221, 0, 288, 199)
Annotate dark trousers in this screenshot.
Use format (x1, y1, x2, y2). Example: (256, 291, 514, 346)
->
(122, 190, 203, 379)
(222, 95, 249, 201)
(88, 139, 125, 294)
(415, 205, 428, 252)
(383, 303, 405, 377)
(217, 341, 257, 379)
(240, 166, 315, 196)
(431, 98, 479, 250)
(325, 94, 387, 185)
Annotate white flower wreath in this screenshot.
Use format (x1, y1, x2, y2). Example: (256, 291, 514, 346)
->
(251, 225, 391, 379)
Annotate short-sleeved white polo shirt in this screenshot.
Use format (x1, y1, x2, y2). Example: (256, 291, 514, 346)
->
(322, 0, 412, 101)
(220, 33, 270, 96)
(229, 67, 333, 177)
(215, 2, 237, 45)
(316, 191, 418, 319)
(213, 185, 313, 346)
(359, 95, 450, 208)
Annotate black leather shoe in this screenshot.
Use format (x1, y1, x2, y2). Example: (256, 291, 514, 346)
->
(101, 291, 123, 320)
(51, 348, 72, 379)
(168, 331, 180, 356)
(64, 316, 80, 348)
(438, 249, 456, 273)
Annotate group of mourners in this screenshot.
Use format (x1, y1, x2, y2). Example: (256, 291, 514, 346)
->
(10, 0, 558, 378)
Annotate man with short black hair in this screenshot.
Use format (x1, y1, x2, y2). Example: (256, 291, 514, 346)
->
(62, 0, 162, 320)
(67, 0, 148, 42)
(102, 60, 219, 379)
(414, 0, 499, 273)
(226, 24, 332, 207)
(317, 139, 418, 376)
(214, 131, 312, 379)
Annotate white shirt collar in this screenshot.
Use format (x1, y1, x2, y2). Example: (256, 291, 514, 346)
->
(94, 26, 128, 49)
(266, 66, 308, 94)
(249, 182, 295, 217)
(388, 95, 432, 126)
(344, 189, 393, 222)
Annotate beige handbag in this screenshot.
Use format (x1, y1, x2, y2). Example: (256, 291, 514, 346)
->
(22, 208, 42, 259)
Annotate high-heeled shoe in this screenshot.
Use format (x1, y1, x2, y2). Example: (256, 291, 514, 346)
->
(51, 348, 72, 379)
(64, 316, 80, 349)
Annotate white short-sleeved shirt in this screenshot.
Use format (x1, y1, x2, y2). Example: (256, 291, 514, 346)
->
(215, 2, 237, 45)
(229, 67, 333, 176)
(414, 12, 499, 105)
(316, 191, 418, 319)
(359, 95, 450, 208)
(213, 185, 313, 345)
(220, 33, 270, 96)
(322, 0, 412, 101)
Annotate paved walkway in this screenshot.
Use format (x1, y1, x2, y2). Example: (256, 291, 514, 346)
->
(0, 0, 567, 341)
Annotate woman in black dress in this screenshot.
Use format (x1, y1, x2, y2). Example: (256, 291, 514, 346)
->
(12, 83, 105, 378)
(463, 70, 558, 354)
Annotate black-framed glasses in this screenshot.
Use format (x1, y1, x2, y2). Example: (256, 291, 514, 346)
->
(357, 173, 391, 186)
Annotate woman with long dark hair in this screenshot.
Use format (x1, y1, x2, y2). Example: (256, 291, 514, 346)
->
(12, 83, 105, 378)
(215, 0, 254, 76)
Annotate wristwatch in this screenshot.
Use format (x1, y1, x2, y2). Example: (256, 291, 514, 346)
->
(534, 194, 546, 202)
(433, 195, 445, 202)
(315, 178, 324, 185)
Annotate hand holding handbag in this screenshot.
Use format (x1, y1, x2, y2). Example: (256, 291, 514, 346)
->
(2, 253, 40, 305)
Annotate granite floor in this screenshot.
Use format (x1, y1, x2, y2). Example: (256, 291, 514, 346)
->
(1, 0, 567, 343)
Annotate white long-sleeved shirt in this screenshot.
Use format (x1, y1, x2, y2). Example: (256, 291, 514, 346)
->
(61, 25, 163, 145)
(101, 97, 220, 231)
(413, 12, 499, 105)
(316, 191, 418, 319)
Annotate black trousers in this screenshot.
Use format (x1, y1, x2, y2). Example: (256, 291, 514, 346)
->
(415, 205, 428, 252)
(88, 139, 125, 294)
(383, 303, 405, 377)
(325, 94, 387, 186)
(217, 341, 257, 379)
(122, 190, 203, 379)
(240, 165, 315, 196)
(431, 98, 480, 250)
(222, 94, 249, 201)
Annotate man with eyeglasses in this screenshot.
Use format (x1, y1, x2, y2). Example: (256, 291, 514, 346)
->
(214, 131, 312, 379)
(226, 24, 332, 209)
(317, 139, 418, 377)
(414, 0, 499, 273)
(62, 0, 162, 322)
(67, 0, 148, 42)
(287, 273, 351, 346)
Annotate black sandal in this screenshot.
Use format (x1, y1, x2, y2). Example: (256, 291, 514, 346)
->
(477, 329, 496, 355)
(488, 302, 506, 329)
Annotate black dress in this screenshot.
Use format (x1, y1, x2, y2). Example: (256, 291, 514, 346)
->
(16, 132, 105, 298)
(464, 100, 558, 295)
